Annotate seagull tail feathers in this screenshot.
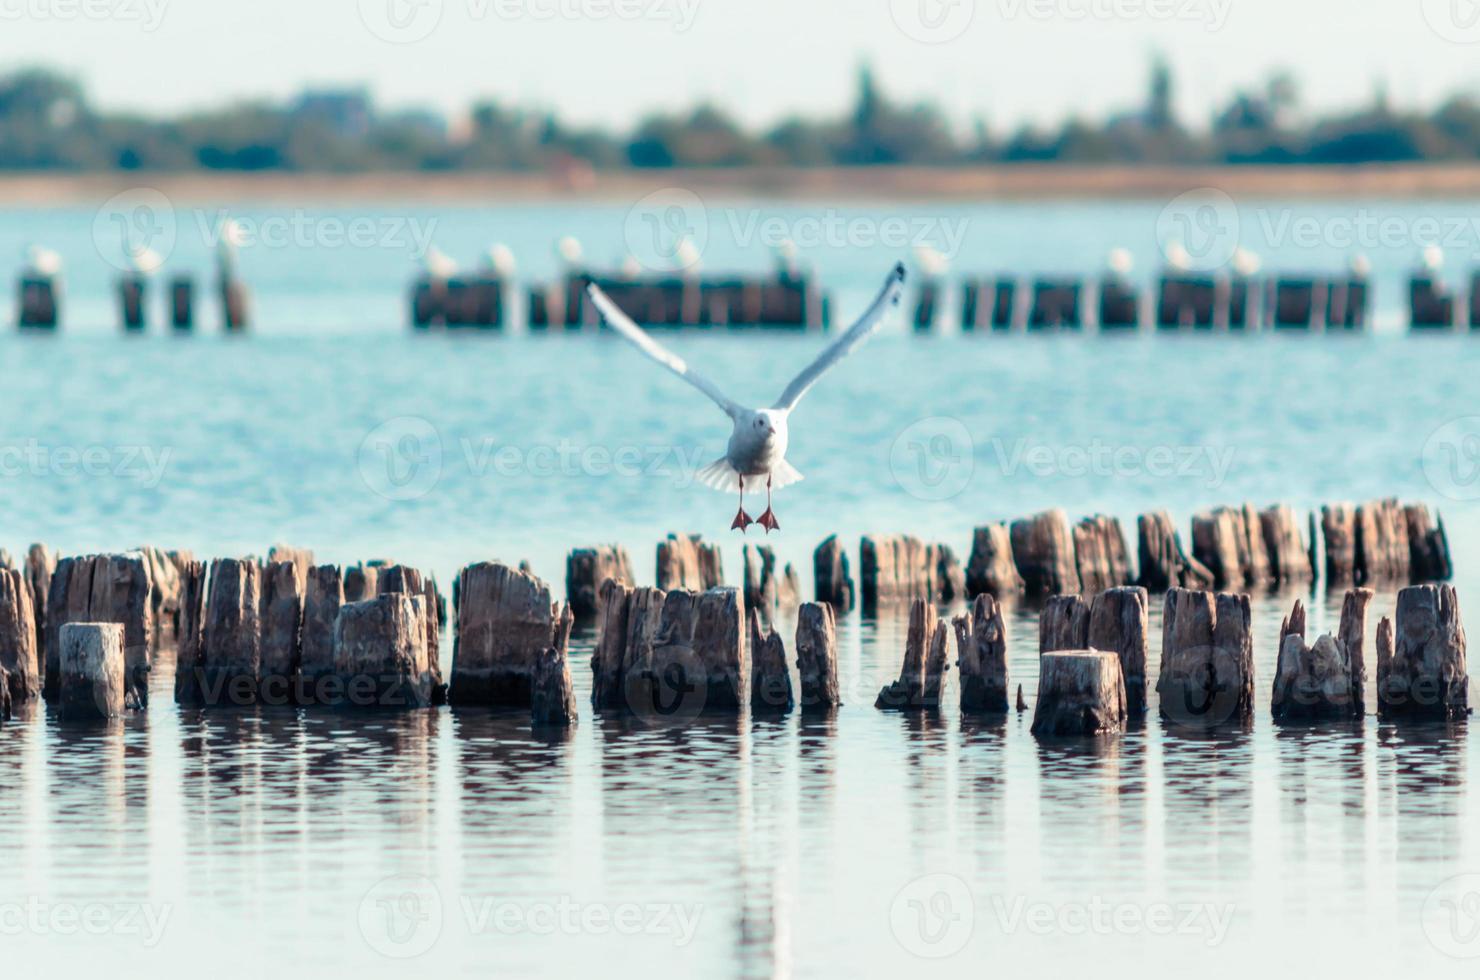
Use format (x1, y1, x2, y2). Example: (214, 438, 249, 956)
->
(692, 459, 806, 493)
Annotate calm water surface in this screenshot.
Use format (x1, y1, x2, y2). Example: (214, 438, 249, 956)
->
(3, 199, 1480, 978)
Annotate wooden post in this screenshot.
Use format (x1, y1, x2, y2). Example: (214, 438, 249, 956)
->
(301, 565, 343, 699)
(119, 275, 146, 332)
(954, 593, 1009, 714)
(1320, 503, 1358, 585)
(451, 562, 552, 706)
(170, 276, 194, 331)
(875, 599, 948, 711)
(1410, 275, 1455, 330)
(42, 554, 152, 707)
(1031, 651, 1126, 736)
(260, 561, 305, 704)
(1378, 584, 1469, 720)
(1259, 505, 1314, 584)
(0, 568, 39, 706)
(1355, 499, 1411, 584)
(966, 523, 1023, 598)
(795, 602, 841, 712)
(693, 588, 747, 710)
(24, 544, 54, 667)
(1073, 515, 1132, 594)
(58, 623, 125, 721)
(656, 534, 723, 592)
(190, 558, 262, 706)
(221, 278, 251, 332)
(1028, 278, 1082, 330)
(332, 593, 434, 709)
(173, 560, 207, 705)
(1039, 594, 1090, 654)
(749, 607, 793, 715)
(1137, 511, 1214, 592)
(912, 279, 940, 333)
(1272, 593, 1365, 723)
(344, 563, 378, 602)
(1010, 510, 1080, 598)
(531, 604, 578, 727)
(1191, 507, 1247, 590)
(1088, 586, 1149, 717)
(861, 534, 935, 613)
(1156, 589, 1255, 730)
(1404, 503, 1452, 582)
(18, 274, 59, 330)
(565, 546, 634, 620)
(813, 535, 856, 611)
(1098, 277, 1140, 330)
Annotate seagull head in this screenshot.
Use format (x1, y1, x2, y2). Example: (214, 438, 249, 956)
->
(749, 409, 784, 439)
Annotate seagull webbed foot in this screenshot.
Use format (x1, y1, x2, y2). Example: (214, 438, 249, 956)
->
(757, 509, 780, 534)
(732, 509, 755, 532)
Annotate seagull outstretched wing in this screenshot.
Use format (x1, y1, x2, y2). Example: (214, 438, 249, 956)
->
(586, 283, 742, 417)
(773, 262, 906, 412)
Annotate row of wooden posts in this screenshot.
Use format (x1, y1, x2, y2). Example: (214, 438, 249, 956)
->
(412, 270, 831, 331)
(16, 273, 251, 333)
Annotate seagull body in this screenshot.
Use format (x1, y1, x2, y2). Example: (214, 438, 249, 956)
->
(586, 262, 906, 532)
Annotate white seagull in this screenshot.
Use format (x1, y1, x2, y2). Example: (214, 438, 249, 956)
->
(586, 262, 906, 532)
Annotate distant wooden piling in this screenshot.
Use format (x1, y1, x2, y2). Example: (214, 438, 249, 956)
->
(17, 274, 59, 330)
(220, 277, 250, 332)
(260, 561, 305, 700)
(58, 623, 125, 721)
(1137, 511, 1214, 592)
(301, 565, 344, 695)
(180, 558, 262, 706)
(1031, 651, 1126, 736)
(813, 535, 856, 611)
(119, 275, 145, 332)
(531, 604, 578, 727)
(1098, 277, 1140, 330)
(0, 569, 39, 706)
(1378, 584, 1469, 720)
(173, 560, 206, 705)
(860, 535, 940, 613)
(954, 593, 1009, 714)
(1410, 275, 1455, 330)
(1088, 586, 1150, 716)
(1405, 503, 1452, 582)
(345, 563, 378, 602)
(1039, 594, 1090, 654)
(1073, 515, 1132, 594)
(1028, 279, 1082, 330)
(1010, 510, 1080, 597)
(23, 544, 54, 663)
(170, 276, 194, 331)
(1355, 499, 1410, 584)
(875, 599, 947, 711)
(656, 534, 723, 592)
(912, 279, 941, 333)
(795, 602, 841, 712)
(1157, 275, 1217, 329)
(1156, 589, 1255, 729)
(333, 593, 435, 709)
(1191, 507, 1250, 590)
(42, 554, 152, 708)
(451, 562, 552, 706)
(749, 608, 793, 715)
(1268, 278, 1323, 329)
(566, 545, 634, 620)
(1259, 505, 1314, 584)
(965, 523, 1023, 598)
(1320, 503, 1358, 585)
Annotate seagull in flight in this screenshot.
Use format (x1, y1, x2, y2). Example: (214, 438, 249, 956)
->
(586, 262, 906, 532)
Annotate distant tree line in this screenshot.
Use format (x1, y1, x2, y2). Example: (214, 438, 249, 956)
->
(5, 62, 1480, 172)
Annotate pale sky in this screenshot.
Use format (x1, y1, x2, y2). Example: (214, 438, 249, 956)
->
(2, 0, 1479, 133)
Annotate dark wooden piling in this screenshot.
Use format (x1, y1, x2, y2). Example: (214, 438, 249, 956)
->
(183, 558, 262, 706)
(259, 561, 304, 701)
(961, 279, 1007, 332)
(1410, 274, 1455, 330)
(912, 279, 940, 333)
(1191, 507, 1247, 590)
(301, 565, 344, 695)
(743, 544, 781, 622)
(1098, 277, 1140, 330)
(566, 546, 634, 620)
(1338, 587, 1373, 715)
(1010, 510, 1080, 598)
(590, 578, 635, 711)
(1355, 499, 1411, 584)
(1156, 589, 1255, 729)
(692, 588, 748, 709)
(813, 535, 856, 611)
(44, 556, 92, 700)
(0, 569, 39, 706)
(119, 275, 145, 332)
(589, 580, 669, 714)
(1271, 595, 1365, 722)
(220, 278, 250, 332)
(1326, 277, 1369, 330)
(24, 544, 54, 663)
(531, 604, 578, 727)
(1267, 278, 1324, 329)
(875, 599, 945, 711)
(795, 601, 841, 712)
(1031, 651, 1127, 736)
(1028, 278, 1082, 330)
(43, 554, 153, 708)
(860, 535, 935, 613)
(749, 608, 793, 715)
(412, 275, 447, 328)
(1039, 594, 1090, 654)
(1258, 505, 1314, 584)
(332, 593, 435, 709)
(58, 623, 125, 721)
(954, 593, 1009, 714)
(966, 523, 1024, 598)
(18, 274, 59, 330)
(1073, 515, 1132, 594)
(1137, 511, 1214, 592)
(1320, 503, 1358, 585)
(345, 562, 378, 602)
(1088, 586, 1150, 716)
(376, 565, 443, 699)
(450, 562, 552, 706)
(1157, 275, 1218, 329)
(1378, 584, 1469, 720)
(170, 276, 194, 331)
(1405, 503, 1452, 582)
(656, 534, 723, 592)
(173, 560, 207, 705)
(1226, 276, 1257, 330)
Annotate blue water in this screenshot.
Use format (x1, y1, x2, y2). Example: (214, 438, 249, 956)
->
(3, 198, 1480, 978)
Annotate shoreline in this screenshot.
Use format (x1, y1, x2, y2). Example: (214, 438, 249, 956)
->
(7, 165, 1480, 205)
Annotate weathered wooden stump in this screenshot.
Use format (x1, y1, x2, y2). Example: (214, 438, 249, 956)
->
(18, 274, 59, 330)
(934, 544, 967, 604)
(590, 579, 635, 710)
(1039, 594, 1090, 654)
(861, 534, 933, 612)
(1073, 515, 1132, 595)
(1010, 510, 1080, 597)
(875, 599, 948, 711)
(1098, 277, 1141, 330)
(1191, 507, 1246, 590)
(119, 275, 145, 332)
(451, 562, 553, 706)
(58, 623, 125, 721)
(1378, 584, 1470, 720)
(0, 568, 39, 706)
(795, 602, 841, 712)
(743, 544, 782, 621)
(333, 593, 434, 709)
(1355, 499, 1410, 584)
(1272, 595, 1363, 723)
(966, 523, 1023, 598)
(139, 546, 186, 646)
(1337, 587, 1373, 714)
(300, 564, 343, 698)
(656, 534, 723, 592)
(184, 558, 262, 706)
(1156, 589, 1255, 730)
(376, 564, 444, 701)
(173, 560, 207, 705)
(1138, 511, 1213, 592)
(566, 545, 633, 620)
(170, 276, 193, 331)
(531, 604, 578, 727)
(1016, 684, 1027, 712)
(813, 535, 856, 611)
(692, 588, 747, 709)
(24, 544, 54, 660)
(344, 563, 378, 602)
(259, 561, 304, 703)
(43, 554, 153, 707)
(220, 277, 251, 332)
(628, 587, 747, 719)
(1031, 651, 1127, 736)
(1258, 505, 1313, 584)
(1088, 586, 1150, 717)
(1405, 503, 1452, 582)
(590, 582, 668, 714)
(1410, 274, 1455, 330)
(749, 608, 794, 715)
(1320, 503, 1358, 585)
(953, 593, 1009, 714)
